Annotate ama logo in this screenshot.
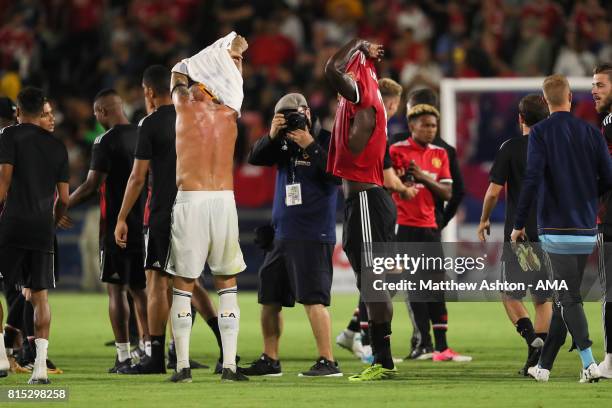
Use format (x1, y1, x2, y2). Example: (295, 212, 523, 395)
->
(220, 312, 237, 318)
(177, 311, 192, 318)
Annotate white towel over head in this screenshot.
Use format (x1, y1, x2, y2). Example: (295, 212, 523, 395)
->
(172, 31, 244, 116)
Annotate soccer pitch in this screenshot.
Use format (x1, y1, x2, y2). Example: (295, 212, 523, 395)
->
(1, 293, 611, 407)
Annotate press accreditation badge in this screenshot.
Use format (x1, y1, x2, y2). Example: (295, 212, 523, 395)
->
(285, 183, 302, 206)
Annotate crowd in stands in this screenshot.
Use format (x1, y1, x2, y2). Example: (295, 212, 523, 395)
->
(1, 0, 611, 210)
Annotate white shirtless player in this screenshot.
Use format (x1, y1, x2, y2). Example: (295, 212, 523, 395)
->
(167, 33, 248, 383)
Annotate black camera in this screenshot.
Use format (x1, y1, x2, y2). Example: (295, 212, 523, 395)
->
(284, 111, 308, 131)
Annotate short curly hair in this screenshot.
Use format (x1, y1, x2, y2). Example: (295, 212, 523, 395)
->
(407, 104, 440, 122)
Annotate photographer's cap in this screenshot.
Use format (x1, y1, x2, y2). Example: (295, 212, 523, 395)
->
(0, 97, 16, 120)
(274, 93, 308, 113)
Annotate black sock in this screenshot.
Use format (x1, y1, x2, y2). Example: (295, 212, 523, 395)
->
(370, 321, 393, 369)
(429, 302, 448, 352)
(4, 326, 17, 349)
(150, 335, 165, 366)
(536, 332, 547, 342)
(347, 307, 360, 332)
(516, 317, 536, 346)
(359, 302, 370, 345)
(207, 317, 223, 360)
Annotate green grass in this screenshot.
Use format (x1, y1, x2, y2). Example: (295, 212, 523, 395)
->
(1, 293, 611, 407)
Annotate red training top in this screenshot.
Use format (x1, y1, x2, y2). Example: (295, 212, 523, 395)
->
(327, 51, 387, 186)
(390, 138, 452, 228)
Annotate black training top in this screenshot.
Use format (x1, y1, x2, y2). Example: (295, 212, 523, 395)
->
(489, 135, 538, 243)
(90, 123, 144, 252)
(0, 123, 69, 252)
(134, 104, 177, 235)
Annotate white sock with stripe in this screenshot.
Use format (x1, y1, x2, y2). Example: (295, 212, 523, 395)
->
(218, 286, 240, 372)
(171, 288, 193, 371)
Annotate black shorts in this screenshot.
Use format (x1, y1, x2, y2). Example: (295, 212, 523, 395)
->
(144, 227, 170, 273)
(100, 248, 146, 289)
(0, 247, 55, 290)
(343, 187, 396, 289)
(258, 239, 334, 307)
(396, 225, 445, 302)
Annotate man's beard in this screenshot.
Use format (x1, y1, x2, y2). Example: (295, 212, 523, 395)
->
(597, 93, 612, 113)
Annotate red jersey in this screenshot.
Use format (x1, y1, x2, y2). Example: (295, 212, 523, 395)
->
(327, 51, 387, 186)
(390, 138, 452, 228)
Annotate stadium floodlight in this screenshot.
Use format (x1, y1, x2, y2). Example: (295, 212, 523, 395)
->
(439, 77, 595, 242)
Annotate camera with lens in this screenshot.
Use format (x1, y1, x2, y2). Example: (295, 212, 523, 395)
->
(284, 111, 308, 132)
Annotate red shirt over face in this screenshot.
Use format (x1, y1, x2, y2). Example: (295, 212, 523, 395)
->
(327, 51, 387, 186)
(390, 138, 452, 228)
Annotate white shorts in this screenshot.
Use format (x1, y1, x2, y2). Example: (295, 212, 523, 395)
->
(166, 190, 246, 278)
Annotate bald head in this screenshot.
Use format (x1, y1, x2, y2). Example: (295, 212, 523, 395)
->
(542, 74, 571, 111)
(93, 89, 128, 129)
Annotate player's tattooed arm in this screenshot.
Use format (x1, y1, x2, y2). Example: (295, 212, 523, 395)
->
(324, 38, 384, 103)
(0, 163, 13, 204)
(171, 72, 190, 104)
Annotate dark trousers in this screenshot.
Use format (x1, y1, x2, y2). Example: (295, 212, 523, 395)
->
(539, 252, 592, 370)
(597, 232, 612, 353)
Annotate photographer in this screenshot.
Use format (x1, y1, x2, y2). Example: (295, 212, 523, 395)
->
(244, 93, 341, 377)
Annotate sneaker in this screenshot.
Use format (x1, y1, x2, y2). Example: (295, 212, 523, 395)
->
(130, 346, 146, 363)
(579, 362, 601, 383)
(520, 346, 541, 376)
(432, 348, 472, 362)
(407, 346, 434, 361)
(527, 365, 550, 382)
(221, 367, 249, 381)
(298, 357, 343, 377)
(348, 364, 397, 382)
(336, 330, 356, 353)
(361, 345, 374, 364)
(27, 376, 50, 384)
(46, 359, 63, 374)
(0, 370, 7, 378)
(118, 356, 166, 374)
(8, 355, 29, 373)
(241, 354, 282, 376)
(169, 367, 192, 383)
(214, 355, 241, 374)
(108, 358, 132, 374)
(597, 354, 612, 379)
(167, 345, 208, 370)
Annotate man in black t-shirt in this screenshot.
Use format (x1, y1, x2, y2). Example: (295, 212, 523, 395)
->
(0, 87, 69, 384)
(478, 94, 552, 375)
(63, 89, 148, 373)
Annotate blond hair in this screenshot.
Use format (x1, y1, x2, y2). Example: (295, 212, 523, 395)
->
(407, 104, 440, 121)
(378, 78, 402, 98)
(542, 74, 570, 107)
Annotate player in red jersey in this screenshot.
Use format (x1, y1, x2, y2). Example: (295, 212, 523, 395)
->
(325, 38, 398, 381)
(390, 104, 471, 362)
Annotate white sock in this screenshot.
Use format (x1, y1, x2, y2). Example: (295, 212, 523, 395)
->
(33, 338, 48, 379)
(145, 341, 151, 357)
(171, 289, 193, 371)
(139, 339, 145, 351)
(344, 329, 356, 338)
(116, 342, 130, 362)
(218, 286, 239, 372)
(0, 334, 9, 371)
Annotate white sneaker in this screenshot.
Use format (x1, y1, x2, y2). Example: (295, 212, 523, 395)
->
(351, 333, 366, 359)
(527, 365, 550, 382)
(579, 362, 601, 383)
(597, 354, 612, 379)
(336, 330, 356, 353)
(360, 344, 374, 364)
